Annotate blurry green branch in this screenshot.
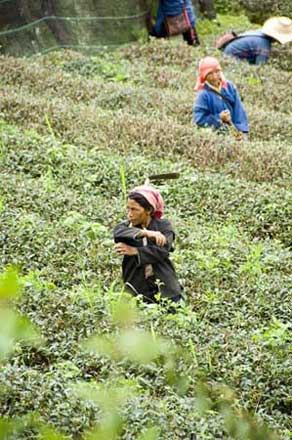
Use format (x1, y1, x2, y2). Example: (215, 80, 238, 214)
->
(77, 293, 280, 439)
(0, 268, 41, 362)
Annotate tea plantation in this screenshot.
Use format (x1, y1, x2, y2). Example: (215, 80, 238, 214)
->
(0, 14, 291, 440)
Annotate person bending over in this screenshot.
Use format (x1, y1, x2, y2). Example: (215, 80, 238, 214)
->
(223, 16, 292, 65)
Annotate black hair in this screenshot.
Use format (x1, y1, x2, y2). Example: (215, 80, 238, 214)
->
(128, 192, 154, 215)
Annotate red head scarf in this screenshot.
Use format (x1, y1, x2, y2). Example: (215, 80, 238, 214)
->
(130, 185, 164, 219)
(195, 56, 227, 91)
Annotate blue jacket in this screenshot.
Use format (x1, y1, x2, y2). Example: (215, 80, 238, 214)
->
(193, 81, 249, 133)
(154, 0, 196, 36)
(223, 30, 273, 65)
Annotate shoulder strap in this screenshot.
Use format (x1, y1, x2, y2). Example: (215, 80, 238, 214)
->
(205, 85, 234, 108)
(225, 32, 270, 47)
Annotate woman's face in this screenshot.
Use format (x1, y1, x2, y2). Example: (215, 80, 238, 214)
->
(127, 198, 151, 226)
(206, 68, 222, 87)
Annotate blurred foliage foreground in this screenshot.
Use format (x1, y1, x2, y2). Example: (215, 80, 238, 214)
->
(0, 14, 291, 440)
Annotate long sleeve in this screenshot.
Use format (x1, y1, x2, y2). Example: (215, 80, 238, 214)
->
(193, 93, 222, 129)
(113, 221, 143, 247)
(137, 228, 174, 265)
(185, 0, 196, 27)
(153, 1, 165, 35)
(226, 83, 249, 133)
(113, 220, 175, 265)
(113, 218, 181, 300)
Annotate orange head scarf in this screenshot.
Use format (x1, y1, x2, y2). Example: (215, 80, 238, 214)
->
(195, 56, 227, 91)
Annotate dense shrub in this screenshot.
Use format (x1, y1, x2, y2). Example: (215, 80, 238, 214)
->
(240, 0, 292, 23)
(214, 0, 242, 14)
(0, 18, 291, 440)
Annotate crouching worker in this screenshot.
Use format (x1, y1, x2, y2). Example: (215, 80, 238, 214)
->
(223, 16, 292, 65)
(193, 57, 249, 138)
(113, 185, 184, 305)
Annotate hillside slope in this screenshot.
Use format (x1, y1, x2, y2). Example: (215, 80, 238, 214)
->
(0, 20, 291, 440)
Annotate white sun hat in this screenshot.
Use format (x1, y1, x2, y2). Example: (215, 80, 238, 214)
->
(262, 16, 292, 44)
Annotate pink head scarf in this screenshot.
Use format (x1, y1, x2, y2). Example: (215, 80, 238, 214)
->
(130, 185, 164, 219)
(194, 56, 227, 91)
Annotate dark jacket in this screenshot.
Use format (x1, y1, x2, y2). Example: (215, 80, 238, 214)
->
(113, 218, 182, 300)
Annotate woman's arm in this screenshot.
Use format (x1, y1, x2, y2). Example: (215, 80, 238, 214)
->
(228, 83, 249, 133)
(113, 222, 143, 246)
(137, 222, 175, 265)
(193, 93, 222, 129)
(136, 229, 166, 246)
(113, 220, 175, 264)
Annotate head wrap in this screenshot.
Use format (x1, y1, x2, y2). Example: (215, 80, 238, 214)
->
(195, 56, 227, 91)
(130, 185, 164, 219)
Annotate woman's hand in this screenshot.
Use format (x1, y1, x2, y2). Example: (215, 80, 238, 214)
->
(220, 109, 231, 124)
(144, 230, 166, 246)
(114, 243, 138, 256)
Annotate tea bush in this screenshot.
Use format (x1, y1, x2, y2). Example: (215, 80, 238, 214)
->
(0, 15, 291, 440)
(214, 0, 242, 15)
(240, 0, 292, 24)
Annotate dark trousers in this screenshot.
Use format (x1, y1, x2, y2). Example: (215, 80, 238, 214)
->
(125, 281, 184, 306)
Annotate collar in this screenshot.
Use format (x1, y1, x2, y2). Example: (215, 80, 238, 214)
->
(205, 81, 222, 93)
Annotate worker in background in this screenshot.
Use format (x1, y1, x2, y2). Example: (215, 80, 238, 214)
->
(193, 56, 249, 138)
(149, 0, 200, 46)
(222, 16, 292, 65)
